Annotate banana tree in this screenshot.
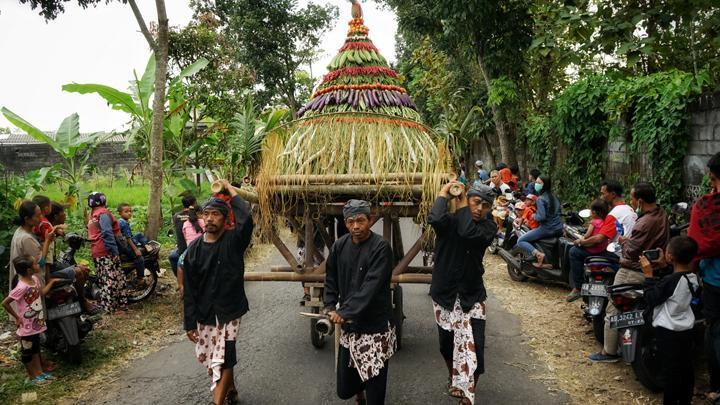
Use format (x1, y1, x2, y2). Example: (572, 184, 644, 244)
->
(1, 108, 107, 208)
(223, 94, 289, 180)
(62, 54, 209, 162)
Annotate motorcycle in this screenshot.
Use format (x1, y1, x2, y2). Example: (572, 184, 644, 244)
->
(61, 233, 160, 304)
(498, 208, 586, 285)
(580, 255, 619, 343)
(606, 282, 664, 392)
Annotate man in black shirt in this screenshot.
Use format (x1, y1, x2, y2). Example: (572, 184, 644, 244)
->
(183, 180, 253, 405)
(429, 183, 496, 405)
(324, 199, 395, 405)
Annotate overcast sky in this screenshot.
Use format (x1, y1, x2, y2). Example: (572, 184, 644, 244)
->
(0, 0, 397, 133)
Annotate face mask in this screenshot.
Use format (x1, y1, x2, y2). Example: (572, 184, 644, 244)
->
(534, 183, 543, 193)
(634, 201, 642, 216)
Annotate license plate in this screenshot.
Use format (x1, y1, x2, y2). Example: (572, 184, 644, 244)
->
(609, 310, 645, 329)
(581, 283, 607, 297)
(47, 301, 81, 320)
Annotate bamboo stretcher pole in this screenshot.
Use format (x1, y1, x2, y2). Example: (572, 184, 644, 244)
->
(267, 173, 453, 185)
(210, 180, 259, 203)
(244, 271, 432, 284)
(272, 184, 424, 197)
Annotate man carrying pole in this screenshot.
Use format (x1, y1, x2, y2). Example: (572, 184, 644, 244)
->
(182, 180, 253, 405)
(428, 183, 497, 405)
(324, 199, 396, 405)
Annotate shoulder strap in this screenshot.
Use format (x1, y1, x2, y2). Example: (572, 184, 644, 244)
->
(682, 274, 700, 297)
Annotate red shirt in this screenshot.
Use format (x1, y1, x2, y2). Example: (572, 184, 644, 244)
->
(33, 216, 53, 242)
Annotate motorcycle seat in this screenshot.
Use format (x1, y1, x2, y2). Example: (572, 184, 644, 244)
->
(586, 255, 619, 264)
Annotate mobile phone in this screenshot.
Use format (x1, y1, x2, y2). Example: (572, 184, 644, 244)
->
(642, 249, 661, 261)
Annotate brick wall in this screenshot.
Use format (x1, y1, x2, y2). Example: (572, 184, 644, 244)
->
(0, 142, 137, 174)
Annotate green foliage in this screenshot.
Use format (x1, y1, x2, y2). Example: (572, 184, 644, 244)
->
(193, 0, 338, 114)
(604, 70, 711, 205)
(520, 114, 553, 173)
(487, 76, 520, 108)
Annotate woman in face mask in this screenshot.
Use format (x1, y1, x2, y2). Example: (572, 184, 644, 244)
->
(514, 175, 564, 267)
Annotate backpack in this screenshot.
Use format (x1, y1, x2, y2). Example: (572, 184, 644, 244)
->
(683, 273, 703, 319)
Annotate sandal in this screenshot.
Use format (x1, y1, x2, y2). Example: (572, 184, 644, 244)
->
(27, 374, 52, 386)
(41, 372, 57, 381)
(532, 251, 546, 268)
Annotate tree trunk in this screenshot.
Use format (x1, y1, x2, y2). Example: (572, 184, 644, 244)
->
(145, 0, 169, 240)
(476, 53, 516, 166)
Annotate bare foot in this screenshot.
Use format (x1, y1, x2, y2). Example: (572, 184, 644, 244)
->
(532, 251, 546, 268)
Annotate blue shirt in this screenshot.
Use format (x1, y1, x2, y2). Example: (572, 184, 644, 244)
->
(118, 218, 133, 238)
(701, 258, 720, 288)
(534, 193, 563, 232)
(477, 170, 489, 182)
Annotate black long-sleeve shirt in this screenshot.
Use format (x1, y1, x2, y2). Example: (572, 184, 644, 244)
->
(428, 197, 497, 312)
(183, 196, 253, 330)
(173, 209, 190, 253)
(324, 232, 393, 334)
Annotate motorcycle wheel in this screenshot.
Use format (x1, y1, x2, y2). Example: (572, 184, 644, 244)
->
(631, 328, 663, 393)
(126, 266, 158, 303)
(592, 312, 605, 344)
(507, 247, 528, 282)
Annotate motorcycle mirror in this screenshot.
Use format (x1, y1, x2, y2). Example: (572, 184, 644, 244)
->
(606, 242, 620, 253)
(674, 202, 688, 211)
(578, 209, 592, 219)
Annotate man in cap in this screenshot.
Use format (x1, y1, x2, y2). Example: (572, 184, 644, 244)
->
(324, 199, 395, 405)
(182, 180, 253, 405)
(473, 160, 489, 186)
(429, 182, 497, 405)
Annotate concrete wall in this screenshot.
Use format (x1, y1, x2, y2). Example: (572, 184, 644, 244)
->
(0, 142, 137, 174)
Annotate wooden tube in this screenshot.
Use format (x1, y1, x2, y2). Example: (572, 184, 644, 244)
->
(210, 180, 259, 203)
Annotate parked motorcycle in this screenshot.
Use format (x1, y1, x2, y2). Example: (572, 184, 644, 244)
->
(580, 255, 619, 343)
(61, 233, 160, 304)
(606, 282, 664, 392)
(498, 208, 586, 285)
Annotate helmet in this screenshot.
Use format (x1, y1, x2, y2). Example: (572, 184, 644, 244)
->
(87, 192, 107, 208)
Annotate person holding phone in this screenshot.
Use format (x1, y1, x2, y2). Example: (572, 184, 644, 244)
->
(589, 182, 669, 363)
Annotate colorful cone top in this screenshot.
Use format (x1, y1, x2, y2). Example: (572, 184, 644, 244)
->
(296, 0, 420, 121)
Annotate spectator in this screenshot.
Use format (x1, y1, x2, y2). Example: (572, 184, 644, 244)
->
(566, 199, 616, 302)
(117, 203, 147, 288)
(688, 151, 720, 401)
(590, 182, 669, 363)
(515, 194, 539, 230)
(509, 163, 521, 191)
(176, 204, 206, 297)
(9, 201, 53, 290)
(46, 202, 97, 315)
(31, 195, 53, 244)
(515, 175, 563, 268)
(87, 192, 128, 314)
(169, 194, 197, 277)
(489, 170, 513, 201)
(525, 169, 541, 196)
(600, 180, 638, 247)
(640, 236, 699, 405)
(474, 160, 489, 184)
(2, 255, 60, 386)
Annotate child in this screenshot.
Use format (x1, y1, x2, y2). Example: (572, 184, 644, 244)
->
(117, 203, 148, 286)
(2, 255, 59, 385)
(492, 195, 511, 234)
(580, 199, 610, 255)
(640, 236, 699, 405)
(518, 194, 539, 230)
(182, 204, 205, 247)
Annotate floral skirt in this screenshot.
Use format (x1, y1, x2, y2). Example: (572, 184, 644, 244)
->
(93, 256, 128, 312)
(195, 318, 240, 391)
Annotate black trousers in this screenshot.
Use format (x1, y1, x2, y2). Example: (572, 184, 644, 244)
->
(438, 318, 486, 376)
(656, 327, 694, 405)
(706, 320, 720, 392)
(337, 346, 389, 405)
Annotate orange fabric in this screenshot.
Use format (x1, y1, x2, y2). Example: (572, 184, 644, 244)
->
(522, 206, 539, 229)
(499, 168, 512, 185)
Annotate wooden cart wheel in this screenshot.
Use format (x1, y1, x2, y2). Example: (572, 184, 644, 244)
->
(392, 285, 405, 350)
(310, 307, 326, 349)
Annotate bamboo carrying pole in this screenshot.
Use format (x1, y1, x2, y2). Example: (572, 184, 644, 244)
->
(266, 173, 453, 185)
(210, 180, 259, 203)
(244, 271, 432, 284)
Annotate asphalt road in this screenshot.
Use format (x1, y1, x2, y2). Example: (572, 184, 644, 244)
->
(80, 221, 569, 405)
